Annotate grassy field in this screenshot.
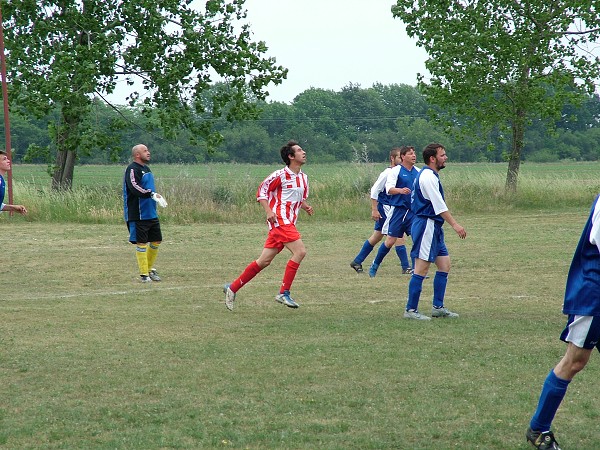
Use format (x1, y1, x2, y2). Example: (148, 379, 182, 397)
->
(1, 211, 600, 448)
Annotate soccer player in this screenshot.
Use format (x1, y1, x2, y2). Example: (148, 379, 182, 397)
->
(526, 195, 600, 450)
(0, 150, 27, 215)
(223, 140, 314, 310)
(404, 143, 466, 320)
(368, 145, 419, 277)
(123, 144, 167, 283)
(349, 147, 412, 274)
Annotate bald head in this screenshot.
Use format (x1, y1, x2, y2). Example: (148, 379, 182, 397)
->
(132, 144, 150, 164)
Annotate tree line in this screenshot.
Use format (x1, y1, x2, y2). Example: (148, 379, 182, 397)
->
(4, 82, 600, 167)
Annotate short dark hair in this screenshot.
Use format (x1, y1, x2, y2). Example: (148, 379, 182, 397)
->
(400, 145, 415, 158)
(280, 140, 299, 166)
(422, 143, 444, 164)
(0, 150, 6, 156)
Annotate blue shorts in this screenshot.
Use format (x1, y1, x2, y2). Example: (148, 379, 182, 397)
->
(410, 217, 448, 262)
(560, 315, 600, 351)
(379, 205, 412, 238)
(373, 203, 388, 233)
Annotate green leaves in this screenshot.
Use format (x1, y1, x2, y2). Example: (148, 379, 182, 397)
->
(392, 0, 600, 189)
(2, 0, 287, 188)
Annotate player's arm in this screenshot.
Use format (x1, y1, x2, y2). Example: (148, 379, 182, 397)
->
(300, 202, 314, 216)
(256, 171, 281, 224)
(589, 196, 600, 252)
(386, 166, 410, 195)
(258, 198, 276, 224)
(370, 169, 388, 199)
(421, 171, 466, 239)
(440, 210, 466, 239)
(370, 198, 380, 221)
(126, 167, 152, 197)
(1, 203, 27, 214)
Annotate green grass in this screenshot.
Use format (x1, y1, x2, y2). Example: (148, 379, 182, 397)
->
(1, 211, 599, 448)
(5, 161, 600, 224)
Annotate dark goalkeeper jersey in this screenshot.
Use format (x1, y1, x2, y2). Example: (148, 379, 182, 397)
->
(123, 162, 158, 222)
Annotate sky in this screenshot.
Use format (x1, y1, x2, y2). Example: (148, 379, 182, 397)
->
(243, 0, 428, 103)
(107, 1, 429, 105)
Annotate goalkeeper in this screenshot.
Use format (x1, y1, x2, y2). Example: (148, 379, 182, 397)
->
(123, 144, 167, 283)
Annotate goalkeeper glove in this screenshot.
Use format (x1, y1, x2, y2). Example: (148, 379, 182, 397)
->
(151, 192, 168, 208)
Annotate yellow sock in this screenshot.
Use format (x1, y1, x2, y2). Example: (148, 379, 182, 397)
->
(147, 242, 160, 271)
(136, 244, 149, 275)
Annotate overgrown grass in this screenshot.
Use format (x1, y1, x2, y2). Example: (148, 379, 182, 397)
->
(5, 162, 600, 224)
(1, 213, 599, 448)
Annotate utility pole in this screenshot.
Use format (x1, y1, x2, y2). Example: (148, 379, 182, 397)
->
(0, 2, 13, 208)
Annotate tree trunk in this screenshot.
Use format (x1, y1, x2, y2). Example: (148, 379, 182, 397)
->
(505, 110, 526, 193)
(51, 109, 79, 191)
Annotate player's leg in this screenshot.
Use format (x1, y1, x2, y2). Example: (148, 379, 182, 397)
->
(274, 238, 306, 308)
(129, 221, 152, 282)
(404, 218, 432, 320)
(369, 206, 397, 277)
(394, 235, 411, 273)
(528, 315, 599, 449)
(351, 221, 384, 273)
(146, 220, 163, 281)
(230, 246, 279, 293)
(223, 233, 280, 310)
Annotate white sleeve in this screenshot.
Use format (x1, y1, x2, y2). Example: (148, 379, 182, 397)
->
(370, 168, 390, 200)
(589, 198, 600, 252)
(385, 166, 400, 194)
(420, 170, 448, 215)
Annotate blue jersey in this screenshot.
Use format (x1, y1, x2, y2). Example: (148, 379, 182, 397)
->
(0, 174, 5, 209)
(123, 162, 158, 222)
(386, 165, 419, 208)
(411, 167, 448, 224)
(563, 195, 600, 316)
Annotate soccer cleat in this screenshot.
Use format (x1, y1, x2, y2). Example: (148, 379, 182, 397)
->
(148, 268, 161, 282)
(223, 284, 236, 311)
(140, 275, 152, 283)
(403, 309, 431, 320)
(275, 291, 299, 308)
(402, 268, 414, 274)
(350, 261, 364, 273)
(526, 428, 562, 450)
(432, 307, 459, 318)
(368, 263, 379, 278)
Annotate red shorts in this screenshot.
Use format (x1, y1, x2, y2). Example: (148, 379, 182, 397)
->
(264, 224, 301, 251)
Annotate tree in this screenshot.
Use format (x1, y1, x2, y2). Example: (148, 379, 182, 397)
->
(392, 0, 600, 191)
(2, 0, 287, 189)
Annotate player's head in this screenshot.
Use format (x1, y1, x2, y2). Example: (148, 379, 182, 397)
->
(389, 147, 402, 166)
(132, 144, 150, 163)
(400, 145, 417, 165)
(422, 143, 447, 170)
(400, 145, 415, 158)
(280, 140, 301, 166)
(0, 150, 10, 174)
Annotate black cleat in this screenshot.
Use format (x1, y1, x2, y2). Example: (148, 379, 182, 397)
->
(350, 261, 364, 273)
(526, 427, 562, 450)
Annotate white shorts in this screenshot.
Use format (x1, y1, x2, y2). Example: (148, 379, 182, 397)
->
(560, 315, 600, 350)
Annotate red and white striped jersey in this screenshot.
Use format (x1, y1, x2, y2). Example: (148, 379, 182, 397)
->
(257, 166, 309, 229)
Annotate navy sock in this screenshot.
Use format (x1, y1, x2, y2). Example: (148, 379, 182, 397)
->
(406, 274, 425, 311)
(433, 271, 449, 308)
(354, 240, 374, 264)
(395, 245, 410, 269)
(373, 242, 392, 265)
(530, 370, 570, 432)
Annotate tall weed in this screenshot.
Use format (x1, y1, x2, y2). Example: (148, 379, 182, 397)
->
(3, 162, 597, 224)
